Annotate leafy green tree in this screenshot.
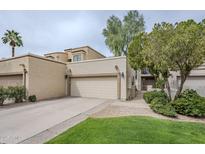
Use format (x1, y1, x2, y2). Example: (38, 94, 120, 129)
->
(128, 23, 174, 100)
(143, 23, 174, 100)
(2, 30, 23, 57)
(103, 11, 144, 56)
(165, 19, 205, 99)
(127, 32, 145, 70)
(128, 19, 205, 100)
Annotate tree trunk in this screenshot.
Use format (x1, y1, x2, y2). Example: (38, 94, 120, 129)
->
(165, 80, 172, 101)
(12, 46, 15, 57)
(174, 75, 186, 100)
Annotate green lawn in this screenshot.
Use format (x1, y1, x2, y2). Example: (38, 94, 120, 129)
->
(46, 116, 205, 144)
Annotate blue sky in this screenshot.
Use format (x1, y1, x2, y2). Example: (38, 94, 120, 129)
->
(0, 10, 205, 58)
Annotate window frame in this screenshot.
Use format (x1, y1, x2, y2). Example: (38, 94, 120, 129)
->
(73, 54, 81, 62)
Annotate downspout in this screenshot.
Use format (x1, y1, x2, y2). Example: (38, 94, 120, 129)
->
(115, 65, 121, 100)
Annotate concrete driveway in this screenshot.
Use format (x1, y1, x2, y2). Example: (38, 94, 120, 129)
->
(0, 97, 107, 144)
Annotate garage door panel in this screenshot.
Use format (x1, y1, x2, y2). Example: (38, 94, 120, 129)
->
(0, 75, 23, 87)
(177, 76, 205, 96)
(71, 77, 117, 99)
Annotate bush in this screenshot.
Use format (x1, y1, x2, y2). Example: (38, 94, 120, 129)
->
(0, 86, 8, 106)
(150, 97, 177, 117)
(179, 89, 200, 99)
(143, 90, 169, 104)
(8, 86, 26, 103)
(28, 95, 37, 102)
(172, 89, 205, 117)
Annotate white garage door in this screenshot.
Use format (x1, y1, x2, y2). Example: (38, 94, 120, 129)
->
(71, 77, 117, 99)
(177, 76, 205, 96)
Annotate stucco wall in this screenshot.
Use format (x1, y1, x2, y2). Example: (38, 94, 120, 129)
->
(45, 52, 68, 62)
(28, 56, 67, 100)
(86, 48, 105, 60)
(0, 56, 29, 74)
(67, 56, 128, 100)
(0, 56, 29, 89)
(65, 46, 105, 62)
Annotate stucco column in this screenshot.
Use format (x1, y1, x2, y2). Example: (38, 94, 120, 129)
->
(66, 69, 72, 96)
(115, 65, 121, 100)
(19, 64, 27, 99)
(136, 70, 141, 91)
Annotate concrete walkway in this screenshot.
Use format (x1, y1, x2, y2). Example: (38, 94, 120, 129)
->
(92, 98, 205, 124)
(0, 97, 110, 144)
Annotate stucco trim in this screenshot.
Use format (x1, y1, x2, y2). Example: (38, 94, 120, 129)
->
(44, 52, 67, 56)
(0, 54, 66, 65)
(69, 56, 126, 64)
(70, 50, 86, 54)
(0, 72, 23, 76)
(70, 73, 117, 78)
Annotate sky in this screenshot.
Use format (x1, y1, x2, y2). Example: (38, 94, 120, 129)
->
(0, 10, 205, 58)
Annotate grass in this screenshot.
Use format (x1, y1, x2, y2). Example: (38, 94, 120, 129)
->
(46, 116, 205, 144)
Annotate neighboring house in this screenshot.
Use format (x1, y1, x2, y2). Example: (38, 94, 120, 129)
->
(44, 46, 105, 62)
(0, 46, 136, 101)
(136, 63, 205, 97)
(169, 63, 205, 97)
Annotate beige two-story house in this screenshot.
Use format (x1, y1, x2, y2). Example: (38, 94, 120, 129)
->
(0, 46, 136, 101)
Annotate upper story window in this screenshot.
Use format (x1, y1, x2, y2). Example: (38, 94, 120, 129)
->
(73, 54, 81, 62)
(46, 55, 54, 60)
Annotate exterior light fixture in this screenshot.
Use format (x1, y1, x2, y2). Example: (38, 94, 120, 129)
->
(121, 72, 124, 78)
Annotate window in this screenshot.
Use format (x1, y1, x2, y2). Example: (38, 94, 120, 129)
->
(73, 54, 81, 62)
(46, 56, 54, 59)
(67, 59, 72, 62)
(142, 68, 150, 74)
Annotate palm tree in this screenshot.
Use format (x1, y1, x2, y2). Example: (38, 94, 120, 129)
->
(2, 30, 23, 57)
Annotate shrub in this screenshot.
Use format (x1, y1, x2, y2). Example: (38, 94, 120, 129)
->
(173, 98, 205, 117)
(8, 86, 26, 103)
(172, 90, 205, 117)
(28, 95, 37, 102)
(0, 86, 8, 106)
(150, 97, 177, 117)
(179, 89, 200, 99)
(143, 90, 169, 104)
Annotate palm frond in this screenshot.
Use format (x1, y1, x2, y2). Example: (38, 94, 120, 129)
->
(2, 30, 23, 47)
